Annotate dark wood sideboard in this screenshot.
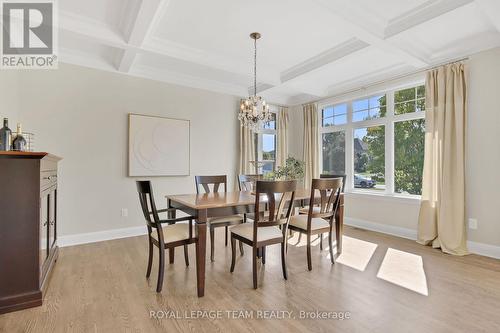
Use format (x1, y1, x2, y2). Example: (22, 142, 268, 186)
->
(0, 152, 62, 314)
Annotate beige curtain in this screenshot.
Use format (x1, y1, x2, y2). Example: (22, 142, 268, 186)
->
(239, 122, 256, 175)
(417, 62, 468, 256)
(276, 106, 289, 168)
(303, 103, 319, 187)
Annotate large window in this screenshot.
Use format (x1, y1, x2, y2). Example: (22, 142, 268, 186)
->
(320, 84, 425, 196)
(255, 112, 277, 175)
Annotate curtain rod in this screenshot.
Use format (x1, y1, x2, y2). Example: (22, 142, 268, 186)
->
(302, 56, 469, 106)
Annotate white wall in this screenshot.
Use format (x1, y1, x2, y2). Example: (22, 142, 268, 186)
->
(0, 71, 19, 127)
(466, 47, 500, 246)
(288, 47, 500, 249)
(12, 63, 240, 237)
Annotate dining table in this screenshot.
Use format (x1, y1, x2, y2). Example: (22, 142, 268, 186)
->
(166, 188, 344, 297)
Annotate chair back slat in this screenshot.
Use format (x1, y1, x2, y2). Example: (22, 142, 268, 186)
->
(320, 174, 346, 192)
(136, 181, 166, 243)
(253, 180, 296, 238)
(195, 175, 227, 194)
(308, 178, 342, 222)
(238, 174, 263, 191)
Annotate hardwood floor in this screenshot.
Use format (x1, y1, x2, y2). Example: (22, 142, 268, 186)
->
(1, 226, 499, 333)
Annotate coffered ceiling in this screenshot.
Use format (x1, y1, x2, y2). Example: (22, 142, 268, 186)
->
(58, 0, 500, 105)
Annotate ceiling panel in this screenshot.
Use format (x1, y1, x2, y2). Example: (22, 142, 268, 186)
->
(61, 0, 139, 29)
(354, 0, 430, 23)
(389, 3, 499, 60)
(284, 46, 405, 95)
(152, 0, 355, 71)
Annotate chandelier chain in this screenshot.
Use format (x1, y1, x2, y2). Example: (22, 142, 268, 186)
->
(254, 36, 257, 97)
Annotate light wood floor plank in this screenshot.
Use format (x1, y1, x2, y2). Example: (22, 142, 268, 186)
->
(1, 226, 499, 333)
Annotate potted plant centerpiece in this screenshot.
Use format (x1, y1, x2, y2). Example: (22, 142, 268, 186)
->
(265, 156, 305, 187)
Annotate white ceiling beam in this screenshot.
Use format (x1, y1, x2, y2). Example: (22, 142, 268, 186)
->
(281, 38, 369, 83)
(312, 0, 429, 68)
(385, 0, 474, 38)
(117, 0, 168, 73)
(475, 0, 500, 32)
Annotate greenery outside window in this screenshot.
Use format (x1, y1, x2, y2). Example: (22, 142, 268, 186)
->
(319, 84, 425, 196)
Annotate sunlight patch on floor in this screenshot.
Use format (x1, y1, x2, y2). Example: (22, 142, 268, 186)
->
(334, 236, 378, 271)
(377, 248, 429, 296)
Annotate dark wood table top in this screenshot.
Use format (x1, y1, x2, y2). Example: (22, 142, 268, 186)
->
(166, 189, 343, 210)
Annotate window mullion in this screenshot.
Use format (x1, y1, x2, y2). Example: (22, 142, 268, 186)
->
(386, 91, 395, 194)
(346, 102, 354, 191)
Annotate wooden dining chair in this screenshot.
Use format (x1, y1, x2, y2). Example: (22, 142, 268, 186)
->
(195, 175, 244, 261)
(299, 174, 345, 250)
(238, 174, 263, 192)
(320, 173, 346, 192)
(290, 178, 342, 271)
(136, 181, 197, 292)
(230, 180, 296, 289)
(238, 174, 264, 222)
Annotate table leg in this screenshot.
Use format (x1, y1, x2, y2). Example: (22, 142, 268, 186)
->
(195, 209, 207, 297)
(335, 201, 344, 255)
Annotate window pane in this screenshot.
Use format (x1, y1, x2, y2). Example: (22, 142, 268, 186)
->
(394, 119, 425, 195)
(333, 114, 347, 125)
(354, 126, 385, 191)
(323, 107, 334, 118)
(333, 104, 347, 115)
(322, 131, 345, 174)
(322, 117, 334, 127)
(263, 113, 276, 129)
(369, 95, 386, 108)
(394, 101, 416, 115)
(416, 98, 425, 112)
(353, 99, 369, 112)
(262, 134, 275, 174)
(395, 87, 416, 103)
(417, 85, 425, 98)
(353, 110, 369, 122)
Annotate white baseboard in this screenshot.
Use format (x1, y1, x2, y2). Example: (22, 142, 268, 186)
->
(345, 217, 418, 240)
(344, 217, 500, 260)
(59, 225, 147, 247)
(467, 241, 500, 259)
(58, 218, 500, 260)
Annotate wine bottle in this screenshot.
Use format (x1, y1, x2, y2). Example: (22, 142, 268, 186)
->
(12, 123, 27, 152)
(0, 118, 12, 151)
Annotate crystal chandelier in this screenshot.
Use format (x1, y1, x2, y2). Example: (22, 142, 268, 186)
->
(239, 32, 272, 131)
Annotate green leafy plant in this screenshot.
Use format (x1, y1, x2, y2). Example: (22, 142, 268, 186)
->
(265, 156, 305, 180)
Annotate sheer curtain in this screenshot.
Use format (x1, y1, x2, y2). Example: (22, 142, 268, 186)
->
(417, 62, 469, 255)
(276, 106, 289, 168)
(239, 116, 256, 175)
(302, 103, 319, 187)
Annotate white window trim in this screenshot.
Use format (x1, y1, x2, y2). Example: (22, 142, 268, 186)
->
(318, 82, 425, 200)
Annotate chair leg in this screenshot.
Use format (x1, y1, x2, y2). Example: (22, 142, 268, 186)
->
(281, 242, 288, 280)
(320, 233, 323, 251)
(239, 241, 244, 256)
(252, 247, 258, 289)
(169, 248, 175, 264)
(307, 234, 312, 271)
(184, 244, 189, 267)
(230, 236, 236, 273)
(146, 238, 153, 278)
(261, 247, 266, 264)
(329, 231, 336, 265)
(225, 226, 228, 246)
(210, 226, 215, 262)
(157, 245, 165, 292)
